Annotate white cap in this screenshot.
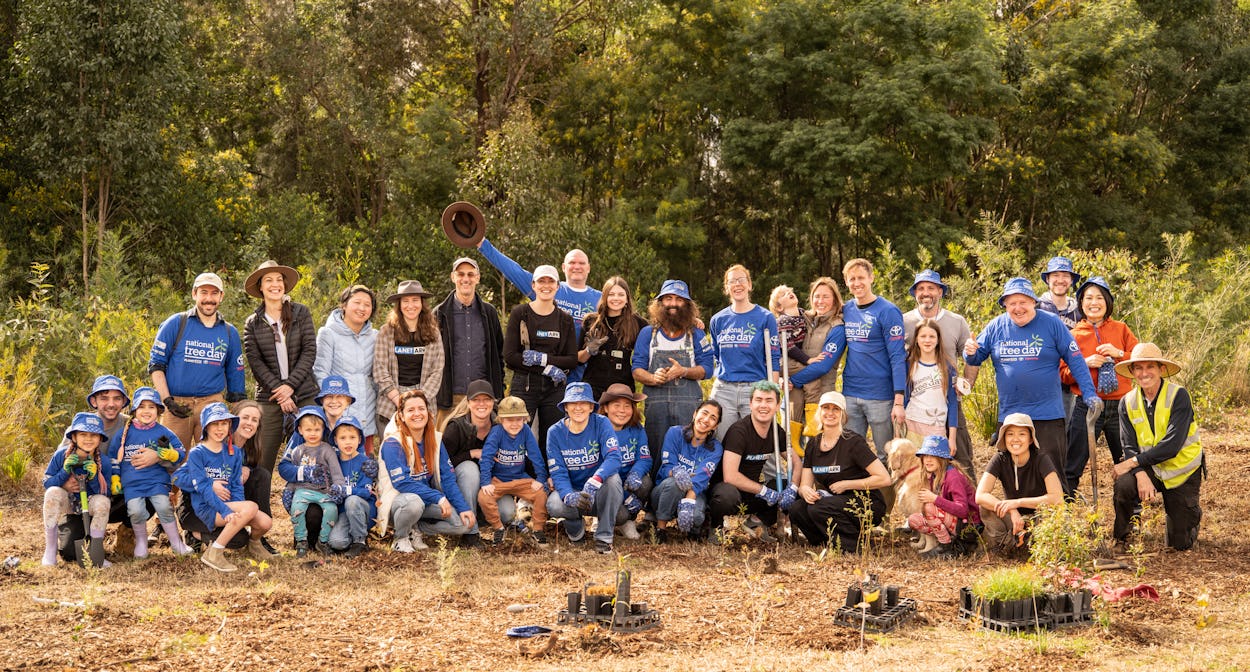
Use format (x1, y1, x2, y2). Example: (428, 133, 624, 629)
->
(193, 272, 224, 291)
(452, 257, 479, 271)
(817, 390, 846, 411)
(533, 265, 560, 282)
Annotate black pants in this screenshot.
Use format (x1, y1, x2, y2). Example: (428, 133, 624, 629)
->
(244, 465, 273, 518)
(789, 490, 884, 551)
(1113, 467, 1202, 550)
(1066, 396, 1123, 491)
(706, 482, 779, 527)
(509, 371, 566, 461)
(997, 417, 1068, 493)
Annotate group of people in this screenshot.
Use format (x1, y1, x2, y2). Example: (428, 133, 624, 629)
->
(41, 241, 1205, 572)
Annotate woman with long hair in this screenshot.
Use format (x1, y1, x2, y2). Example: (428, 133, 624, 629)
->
(651, 400, 724, 538)
(374, 280, 445, 432)
(577, 276, 648, 399)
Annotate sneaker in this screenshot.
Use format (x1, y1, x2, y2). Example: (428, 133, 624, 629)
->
(532, 531, 548, 546)
(393, 536, 416, 553)
(260, 537, 279, 555)
(409, 531, 429, 551)
(343, 542, 367, 559)
(184, 531, 203, 554)
(744, 516, 778, 543)
(594, 540, 614, 555)
(618, 520, 640, 540)
(295, 540, 309, 558)
(460, 533, 484, 549)
(567, 532, 588, 547)
(491, 527, 507, 545)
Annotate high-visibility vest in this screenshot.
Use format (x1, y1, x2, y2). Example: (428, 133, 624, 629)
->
(1124, 380, 1202, 489)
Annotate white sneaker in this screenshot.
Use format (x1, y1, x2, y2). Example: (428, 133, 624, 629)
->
(618, 520, 640, 540)
(393, 536, 416, 553)
(409, 531, 429, 551)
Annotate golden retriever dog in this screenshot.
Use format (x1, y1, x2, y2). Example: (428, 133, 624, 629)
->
(885, 437, 923, 522)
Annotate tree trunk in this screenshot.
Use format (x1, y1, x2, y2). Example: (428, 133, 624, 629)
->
(81, 170, 90, 295)
(472, 0, 491, 148)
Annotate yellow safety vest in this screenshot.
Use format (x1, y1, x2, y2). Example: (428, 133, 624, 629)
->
(1124, 380, 1203, 489)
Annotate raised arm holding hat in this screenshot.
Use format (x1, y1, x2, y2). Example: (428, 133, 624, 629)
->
(477, 238, 601, 335)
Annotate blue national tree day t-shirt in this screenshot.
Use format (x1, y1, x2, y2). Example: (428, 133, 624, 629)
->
(709, 305, 781, 383)
(841, 298, 908, 401)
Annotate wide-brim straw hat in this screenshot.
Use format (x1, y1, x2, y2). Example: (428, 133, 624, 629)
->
(442, 202, 486, 248)
(1114, 342, 1181, 379)
(244, 260, 300, 298)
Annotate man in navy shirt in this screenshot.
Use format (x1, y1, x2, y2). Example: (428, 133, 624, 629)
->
(964, 277, 1100, 490)
(149, 272, 246, 450)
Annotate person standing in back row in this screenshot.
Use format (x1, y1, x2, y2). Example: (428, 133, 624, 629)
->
(839, 259, 907, 459)
(709, 265, 780, 440)
(435, 257, 505, 427)
(477, 239, 600, 335)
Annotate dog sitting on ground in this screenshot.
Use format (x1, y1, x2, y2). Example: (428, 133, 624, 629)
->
(885, 437, 923, 522)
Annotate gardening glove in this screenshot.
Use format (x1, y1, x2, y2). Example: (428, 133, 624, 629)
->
(562, 492, 582, 510)
(623, 493, 643, 516)
(522, 350, 548, 367)
(778, 484, 799, 511)
(154, 437, 179, 464)
(671, 467, 693, 493)
(585, 335, 609, 357)
(756, 484, 781, 507)
(164, 396, 192, 419)
(624, 470, 644, 492)
(542, 365, 567, 385)
(329, 483, 350, 504)
(63, 453, 83, 472)
(582, 475, 602, 500)
(360, 458, 379, 479)
(676, 498, 698, 533)
(110, 475, 123, 496)
(82, 460, 98, 479)
(225, 392, 246, 404)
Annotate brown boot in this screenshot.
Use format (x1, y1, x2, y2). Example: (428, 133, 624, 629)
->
(200, 545, 237, 572)
(249, 538, 278, 559)
(112, 524, 135, 557)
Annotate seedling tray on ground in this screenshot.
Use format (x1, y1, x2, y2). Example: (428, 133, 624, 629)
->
(958, 587, 1050, 634)
(833, 597, 918, 633)
(1044, 590, 1096, 629)
(557, 607, 661, 633)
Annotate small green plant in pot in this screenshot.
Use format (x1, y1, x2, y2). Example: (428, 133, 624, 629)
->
(964, 565, 1045, 625)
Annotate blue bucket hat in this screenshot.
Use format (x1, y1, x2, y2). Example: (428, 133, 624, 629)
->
(199, 402, 240, 439)
(130, 386, 165, 412)
(1075, 276, 1113, 304)
(1041, 256, 1082, 285)
(657, 279, 692, 302)
(64, 412, 109, 442)
(915, 435, 952, 460)
(294, 405, 328, 429)
(908, 269, 949, 298)
(997, 277, 1039, 307)
(315, 375, 356, 405)
(86, 374, 130, 410)
(332, 415, 365, 441)
(558, 382, 599, 410)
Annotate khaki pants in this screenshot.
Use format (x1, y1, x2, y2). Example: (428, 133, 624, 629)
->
(161, 393, 226, 450)
(478, 478, 548, 530)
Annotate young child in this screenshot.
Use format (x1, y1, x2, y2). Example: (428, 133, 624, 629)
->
(109, 386, 194, 558)
(328, 416, 378, 558)
(903, 319, 958, 442)
(177, 403, 273, 572)
(769, 284, 812, 364)
(907, 435, 978, 558)
(279, 406, 348, 557)
(285, 375, 357, 455)
(42, 413, 116, 566)
(478, 396, 550, 545)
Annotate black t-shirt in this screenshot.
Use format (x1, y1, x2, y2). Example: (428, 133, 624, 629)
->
(504, 303, 579, 374)
(394, 331, 427, 387)
(579, 313, 648, 394)
(802, 432, 884, 509)
(985, 449, 1058, 516)
(721, 415, 785, 484)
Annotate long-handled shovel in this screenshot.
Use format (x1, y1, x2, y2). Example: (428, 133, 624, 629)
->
(73, 475, 107, 568)
(1086, 400, 1101, 508)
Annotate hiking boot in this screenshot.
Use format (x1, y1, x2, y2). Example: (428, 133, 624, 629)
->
(249, 538, 279, 559)
(491, 527, 507, 545)
(200, 546, 237, 573)
(595, 540, 613, 555)
(459, 532, 484, 549)
(295, 540, 309, 558)
(618, 520, 640, 540)
(343, 542, 367, 559)
(532, 531, 548, 546)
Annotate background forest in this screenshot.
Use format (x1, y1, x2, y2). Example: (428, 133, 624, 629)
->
(2, 0, 1250, 472)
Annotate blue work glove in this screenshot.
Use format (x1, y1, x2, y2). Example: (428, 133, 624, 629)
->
(360, 458, 379, 479)
(329, 483, 350, 504)
(297, 464, 328, 485)
(582, 476, 602, 499)
(281, 488, 294, 513)
(778, 484, 798, 511)
(63, 453, 83, 472)
(624, 470, 644, 492)
(756, 484, 781, 507)
(542, 365, 567, 385)
(562, 492, 582, 510)
(677, 498, 698, 533)
(522, 350, 547, 367)
(623, 493, 643, 516)
(671, 467, 693, 493)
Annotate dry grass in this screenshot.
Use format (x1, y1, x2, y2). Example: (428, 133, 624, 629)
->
(3, 415, 1249, 671)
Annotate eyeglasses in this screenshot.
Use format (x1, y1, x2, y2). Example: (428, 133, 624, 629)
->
(726, 277, 749, 286)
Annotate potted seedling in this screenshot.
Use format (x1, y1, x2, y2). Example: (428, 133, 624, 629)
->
(1028, 502, 1100, 626)
(962, 565, 1046, 630)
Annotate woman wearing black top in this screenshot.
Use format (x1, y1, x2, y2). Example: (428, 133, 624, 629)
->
(503, 264, 579, 458)
(577, 276, 649, 400)
(438, 379, 500, 547)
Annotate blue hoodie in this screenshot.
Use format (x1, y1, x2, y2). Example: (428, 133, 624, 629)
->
(657, 425, 723, 497)
(178, 443, 244, 529)
(44, 447, 113, 497)
(313, 308, 378, 436)
(337, 450, 378, 522)
(109, 422, 184, 499)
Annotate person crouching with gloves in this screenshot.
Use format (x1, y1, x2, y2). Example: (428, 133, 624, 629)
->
(652, 400, 724, 541)
(42, 413, 116, 566)
(545, 382, 624, 554)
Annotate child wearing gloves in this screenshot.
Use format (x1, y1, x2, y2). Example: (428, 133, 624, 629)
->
(42, 413, 117, 566)
(279, 406, 349, 557)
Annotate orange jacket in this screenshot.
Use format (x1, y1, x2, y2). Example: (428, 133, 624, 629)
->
(1060, 318, 1139, 400)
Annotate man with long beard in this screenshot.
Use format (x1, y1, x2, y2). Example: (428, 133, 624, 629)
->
(632, 280, 714, 477)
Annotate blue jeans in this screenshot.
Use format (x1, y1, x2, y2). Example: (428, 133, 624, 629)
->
(545, 474, 624, 544)
(127, 494, 174, 527)
(710, 380, 755, 441)
(844, 396, 895, 459)
(292, 489, 338, 543)
(454, 461, 481, 534)
(650, 476, 706, 528)
(328, 495, 371, 549)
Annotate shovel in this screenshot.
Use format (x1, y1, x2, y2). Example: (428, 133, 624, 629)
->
(1086, 400, 1101, 509)
(73, 475, 107, 569)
